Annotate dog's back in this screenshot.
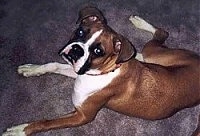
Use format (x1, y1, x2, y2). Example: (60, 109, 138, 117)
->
(107, 17, 200, 120)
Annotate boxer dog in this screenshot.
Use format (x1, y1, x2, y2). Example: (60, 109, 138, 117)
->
(3, 7, 200, 136)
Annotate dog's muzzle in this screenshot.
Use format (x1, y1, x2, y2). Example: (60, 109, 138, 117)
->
(60, 44, 84, 64)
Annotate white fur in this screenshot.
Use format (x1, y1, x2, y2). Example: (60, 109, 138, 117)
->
(18, 62, 77, 78)
(85, 69, 101, 75)
(72, 68, 120, 107)
(2, 124, 28, 136)
(85, 29, 103, 46)
(135, 53, 144, 62)
(129, 16, 156, 34)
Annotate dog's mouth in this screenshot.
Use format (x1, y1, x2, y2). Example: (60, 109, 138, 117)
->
(61, 53, 75, 65)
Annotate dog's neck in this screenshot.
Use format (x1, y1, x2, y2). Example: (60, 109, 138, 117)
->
(85, 64, 122, 76)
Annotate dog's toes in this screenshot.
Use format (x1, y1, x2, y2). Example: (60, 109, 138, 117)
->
(129, 15, 142, 21)
(129, 16, 146, 29)
(129, 16, 140, 24)
(3, 124, 28, 136)
(17, 64, 43, 77)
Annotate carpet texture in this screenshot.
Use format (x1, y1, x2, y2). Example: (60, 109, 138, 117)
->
(0, 0, 199, 135)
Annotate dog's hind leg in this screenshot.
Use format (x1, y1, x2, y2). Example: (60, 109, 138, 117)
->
(129, 16, 169, 63)
(18, 62, 77, 78)
(129, 15, 169, 44)
(129, 16, 174, 66)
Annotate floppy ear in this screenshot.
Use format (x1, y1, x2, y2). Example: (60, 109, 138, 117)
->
(76, 6, 107, 25)
(113, 35, 136, 64)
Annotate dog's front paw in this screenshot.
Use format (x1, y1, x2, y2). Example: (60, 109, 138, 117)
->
(18, 64, 45, 77)
(2, 124, 28, 136)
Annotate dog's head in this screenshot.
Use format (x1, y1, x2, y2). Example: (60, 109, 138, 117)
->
(59, 7, 136, 75)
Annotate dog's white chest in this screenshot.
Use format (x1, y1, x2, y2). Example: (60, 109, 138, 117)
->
(72, 68, 120, 107)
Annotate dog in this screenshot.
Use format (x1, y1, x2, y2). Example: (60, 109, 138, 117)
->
(3, 7, 200, 136)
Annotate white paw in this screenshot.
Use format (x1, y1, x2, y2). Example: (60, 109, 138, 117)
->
(129, 16, 148, 29)
(2, 124, 28, 136)
(18, 64, 44, 77)
(129, 15, 156, 34)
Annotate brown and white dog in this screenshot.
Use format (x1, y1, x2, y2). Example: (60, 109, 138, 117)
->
(3, 7, 200, 136)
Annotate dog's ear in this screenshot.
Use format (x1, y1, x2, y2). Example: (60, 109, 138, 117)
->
(76, 6, 107, 25)
(113, 35, 136, 64)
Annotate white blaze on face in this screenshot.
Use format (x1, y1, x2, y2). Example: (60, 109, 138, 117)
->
(61, 29, 103, 73)
(85, 29, 103, 46)
(74, 29, 103, 73)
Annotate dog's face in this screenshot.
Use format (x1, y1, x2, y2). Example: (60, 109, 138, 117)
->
(60, 7, 136, 75)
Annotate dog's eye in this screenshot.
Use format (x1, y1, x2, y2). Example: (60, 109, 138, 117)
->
(90, 43, 104, 57)
(93, 47, 104, 57)
(78, 30, 84, 37)
(76, 28, 85, 37)
(94, 48, 102, 55)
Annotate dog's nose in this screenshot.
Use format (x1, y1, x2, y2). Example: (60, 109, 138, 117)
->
(61, 44, 84, 63)
(70, 44, 84, 57)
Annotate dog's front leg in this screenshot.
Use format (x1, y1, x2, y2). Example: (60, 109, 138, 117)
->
(3, 94, 107, 136)
(23, 108, 94, 135)
(18, 62, 77, 78)
(3, 109, 91, 136)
